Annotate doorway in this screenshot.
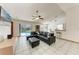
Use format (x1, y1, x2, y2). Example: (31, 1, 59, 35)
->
(19, 23, 32, 37)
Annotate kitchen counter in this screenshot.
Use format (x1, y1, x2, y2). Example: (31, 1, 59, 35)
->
(0, 37, 17, 55)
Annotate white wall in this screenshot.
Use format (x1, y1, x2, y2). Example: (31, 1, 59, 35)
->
(62, 6, 79, 42)
(0, 21, 11, 39)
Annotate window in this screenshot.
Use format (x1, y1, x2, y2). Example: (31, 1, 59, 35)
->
(56, 24, 65, 31)
(20, 23, 32, 36)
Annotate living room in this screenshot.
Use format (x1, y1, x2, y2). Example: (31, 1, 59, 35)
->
(0, 3, 79, 55)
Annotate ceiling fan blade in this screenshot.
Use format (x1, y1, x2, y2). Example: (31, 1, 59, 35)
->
(32, 10, 44, 20)
(40, 18, 44, 20)
(32, 17, 36, 20)
(32, 15, 35, 17)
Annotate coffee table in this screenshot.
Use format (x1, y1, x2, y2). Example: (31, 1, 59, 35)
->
(28, 37, 40, 48)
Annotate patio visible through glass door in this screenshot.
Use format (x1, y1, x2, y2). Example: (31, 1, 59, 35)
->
(19, 23, 32, 37)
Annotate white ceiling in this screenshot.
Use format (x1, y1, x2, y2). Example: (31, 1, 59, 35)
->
(0, 3, 79, 22)
(0, 3, 65, 21)
(58, 3, 79, 12)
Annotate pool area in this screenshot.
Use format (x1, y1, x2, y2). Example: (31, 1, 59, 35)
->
(20, 32, 31, 36)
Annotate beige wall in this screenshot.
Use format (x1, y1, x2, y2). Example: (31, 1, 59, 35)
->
(62, 6, 79, 42)
(13, 20, 39, 37)
(13, 21, 19, 37)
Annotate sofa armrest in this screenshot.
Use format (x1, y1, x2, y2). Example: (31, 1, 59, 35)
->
(48, 36, 56, 43)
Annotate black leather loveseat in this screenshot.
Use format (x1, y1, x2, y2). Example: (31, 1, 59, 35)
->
(38, 32, 56, 45)
(27, 31, 56, 45)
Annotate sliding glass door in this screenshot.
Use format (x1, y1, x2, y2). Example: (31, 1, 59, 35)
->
(19, 23, 32, 36)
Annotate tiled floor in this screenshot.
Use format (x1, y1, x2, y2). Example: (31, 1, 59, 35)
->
(15, 37, 79, 55)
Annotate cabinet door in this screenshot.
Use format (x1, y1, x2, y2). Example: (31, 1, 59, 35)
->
(0, 46, 13, 55)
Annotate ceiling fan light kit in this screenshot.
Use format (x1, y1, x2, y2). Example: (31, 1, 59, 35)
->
(35, 17, 39, 20)
(32, 10, 44, 20)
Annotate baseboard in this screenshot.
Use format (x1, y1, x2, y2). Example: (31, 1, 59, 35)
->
(59, 37, 79, 44)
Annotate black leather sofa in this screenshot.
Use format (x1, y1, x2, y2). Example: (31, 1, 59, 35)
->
(27, 31, 56, 45)
(38, 32, 56, 45)
(27, 32, 38, 40)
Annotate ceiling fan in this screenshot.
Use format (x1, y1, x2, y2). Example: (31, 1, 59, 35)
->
(32, 10, 44, 20)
